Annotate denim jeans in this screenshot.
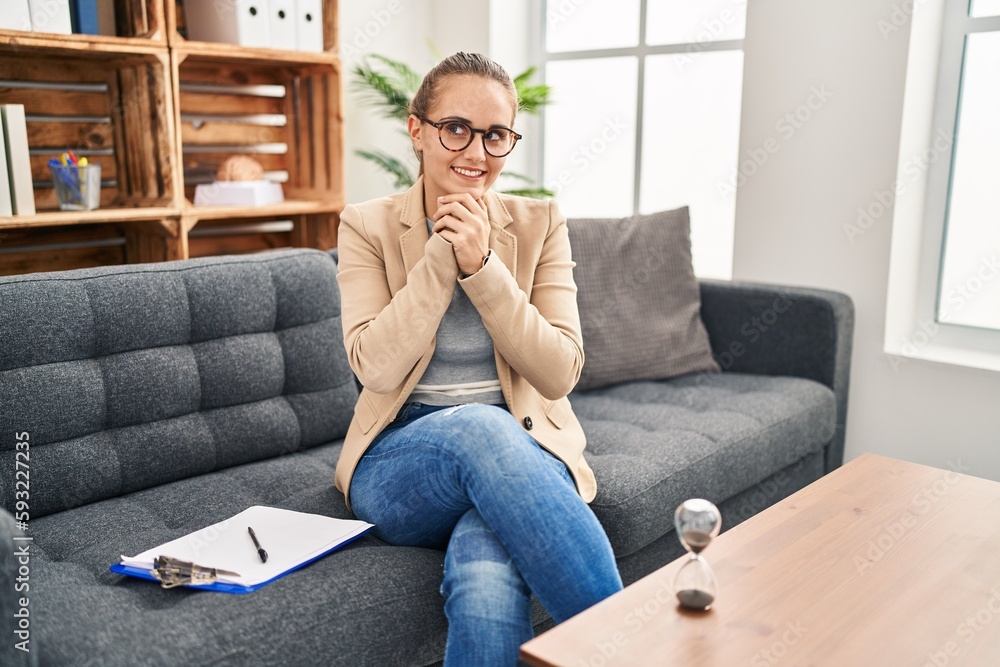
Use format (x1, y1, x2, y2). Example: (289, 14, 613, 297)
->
(349, 402, 623, 666)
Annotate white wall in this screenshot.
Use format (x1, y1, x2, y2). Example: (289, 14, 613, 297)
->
(733, 1, 1000, 480)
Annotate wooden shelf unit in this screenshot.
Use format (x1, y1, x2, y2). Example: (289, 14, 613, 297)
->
(0, 0, 342, 277)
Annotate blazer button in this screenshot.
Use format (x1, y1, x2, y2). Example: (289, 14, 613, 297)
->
(523, 416, 533, 430)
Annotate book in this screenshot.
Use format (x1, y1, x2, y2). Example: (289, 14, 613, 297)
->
(185, 0, 271, 48)
(70, 0, 115, 35)
(296, 0, 323, 53)
(96, 0, 115, 36)
(1, 105, 36, 216)
(71, 0, 98, 34)
(0, 0, 32, 31)
(0, 113, 12, 217)
(269, 0, 297, 51)
(29, 0, 73, 35)
(111, 506, 373, 594)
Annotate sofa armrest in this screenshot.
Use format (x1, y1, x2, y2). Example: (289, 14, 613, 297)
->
(698, 279, 855, 473)
(0, 508, 36, 666)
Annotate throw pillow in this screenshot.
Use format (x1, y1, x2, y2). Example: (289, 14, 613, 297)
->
(568, 206, 719, 391)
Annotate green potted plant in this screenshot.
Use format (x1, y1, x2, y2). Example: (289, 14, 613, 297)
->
(351, 54, 554, 198)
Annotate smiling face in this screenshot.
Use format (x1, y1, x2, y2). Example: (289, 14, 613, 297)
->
(408, 74, 517, 216)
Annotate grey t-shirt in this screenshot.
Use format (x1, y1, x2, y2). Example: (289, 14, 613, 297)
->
(406, 220, 504, 406)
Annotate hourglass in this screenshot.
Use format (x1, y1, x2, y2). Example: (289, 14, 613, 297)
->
(673, 498, 722, 611)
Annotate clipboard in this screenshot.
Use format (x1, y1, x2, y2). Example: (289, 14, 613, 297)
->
(110, 506, 373, 594)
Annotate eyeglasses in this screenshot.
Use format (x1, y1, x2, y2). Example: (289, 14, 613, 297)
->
(419, 116, 522, 158)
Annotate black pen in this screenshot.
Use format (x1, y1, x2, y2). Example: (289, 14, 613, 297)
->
(247, 526, 268, 563)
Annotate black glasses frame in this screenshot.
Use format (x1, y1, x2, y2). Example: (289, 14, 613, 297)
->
(419, 116, 523, 158)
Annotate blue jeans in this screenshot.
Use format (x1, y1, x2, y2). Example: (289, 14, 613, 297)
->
(350, 403, 623, 666)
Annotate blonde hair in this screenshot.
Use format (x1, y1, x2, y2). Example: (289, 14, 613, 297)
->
(409, 52, 518, 175)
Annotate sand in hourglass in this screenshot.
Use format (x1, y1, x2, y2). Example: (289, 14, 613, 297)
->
(677, 529, 715, 609)
(681, 529, 713, 553)
(676, 588, 715, 609)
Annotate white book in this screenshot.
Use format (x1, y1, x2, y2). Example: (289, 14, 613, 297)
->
(185, 0, 271, 48)
(1, 105, 36, 216)
(0, 114, 12, 217)
(296, 0, 323, 53)
(28, 0, 73, 35)
(0, 0, 32, 31)
(113, 506, 373, 593)
(269, 0, 297, 51)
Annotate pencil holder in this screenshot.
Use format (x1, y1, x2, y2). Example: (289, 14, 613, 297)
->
(50, 163, 101, 211)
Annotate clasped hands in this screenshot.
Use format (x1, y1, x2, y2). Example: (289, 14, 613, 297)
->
(432, 193, 490, 277)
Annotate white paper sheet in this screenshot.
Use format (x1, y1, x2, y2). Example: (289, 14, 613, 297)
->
(120, 506, 373, 588)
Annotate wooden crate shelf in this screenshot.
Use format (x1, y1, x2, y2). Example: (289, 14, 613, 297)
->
(0, 207, 178, 229)
(0, 51, 175, 214)
(0, 224, 128, 277)
(172, 42, 338, 69)
(172, 48, 343, 252)
(0, 31, 166, 57)
(0, 0, 343, 276)
(181, 197, 344, 221)
(0, 0, 164, 53)
(166, 0, 339, 54)
(184, 211, 340, 259)
(187, 218, 295, 259)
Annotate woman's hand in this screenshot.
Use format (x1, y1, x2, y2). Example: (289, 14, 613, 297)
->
(431, 194, 490, 276)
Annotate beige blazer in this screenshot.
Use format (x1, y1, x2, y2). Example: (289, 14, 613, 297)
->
(334, 177, 595, 508)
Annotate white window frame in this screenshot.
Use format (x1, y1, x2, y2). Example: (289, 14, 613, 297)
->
(530, 0, 745, 215)
(885, 0, 1000, 373)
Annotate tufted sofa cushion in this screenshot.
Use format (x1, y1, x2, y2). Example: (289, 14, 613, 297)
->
(22, 443, 456, 667)
(573, 372, 837, 558)
(0, 249, 359, 519)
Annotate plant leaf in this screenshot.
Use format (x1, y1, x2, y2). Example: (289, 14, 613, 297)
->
(350, 59, 412, 121)
(513, 66, 538, 90)
(517, 85, 552, 115)
(513, 67, 552, 115)
(499, 171, 556, 198)
(354, 149, 415, 190)
(500, 187, 556, 200)
(368, 54, 421, 96)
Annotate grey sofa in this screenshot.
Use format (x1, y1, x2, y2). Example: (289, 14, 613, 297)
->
(0, 247, 852, 666)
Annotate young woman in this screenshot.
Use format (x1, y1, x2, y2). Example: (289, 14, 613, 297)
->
(335, 52, 622, 666)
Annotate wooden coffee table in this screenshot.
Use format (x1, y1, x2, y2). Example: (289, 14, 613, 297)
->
(521, 453, 1000, 666)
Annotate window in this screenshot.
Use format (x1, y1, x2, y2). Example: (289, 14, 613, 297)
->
(884, 1, 1000, 372)
(536, 0, 746, 278)
(935, 10, 1000, 331)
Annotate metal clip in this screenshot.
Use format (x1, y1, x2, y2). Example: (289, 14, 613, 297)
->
(151, 556, 241, 589)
